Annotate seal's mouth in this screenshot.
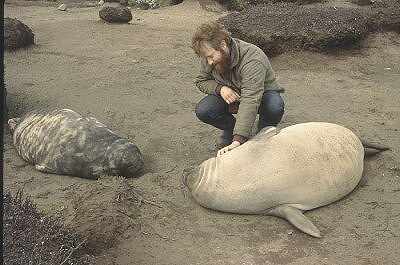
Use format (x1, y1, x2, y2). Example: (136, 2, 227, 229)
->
(181, 167, 198, 199)
(181, 168, 190, 199)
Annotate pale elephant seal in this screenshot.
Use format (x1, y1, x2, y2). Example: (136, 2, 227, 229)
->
(183, 122, 389, 238)
(8, 108, 144, 179)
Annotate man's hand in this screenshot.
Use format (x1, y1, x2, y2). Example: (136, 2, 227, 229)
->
(220, 86, 240, 104)
(217, 141, 241, 157)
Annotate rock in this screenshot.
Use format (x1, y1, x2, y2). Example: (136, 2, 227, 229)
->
(4, 18, 35, 51)
(57, 3, 67, 11)
(212, 0, 324, 11)
(368, 0, 400, 31)
(99, 6, 133, 23)
(219, 3, 370, 57)
(171, 0, 183, 4)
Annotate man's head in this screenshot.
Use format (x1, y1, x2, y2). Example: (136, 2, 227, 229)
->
(192, 22, 232, 74)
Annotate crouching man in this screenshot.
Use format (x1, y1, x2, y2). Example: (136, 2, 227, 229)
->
(192, 22, 285, 156)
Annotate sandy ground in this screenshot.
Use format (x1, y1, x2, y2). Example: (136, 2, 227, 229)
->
(4, 1, 400, 264)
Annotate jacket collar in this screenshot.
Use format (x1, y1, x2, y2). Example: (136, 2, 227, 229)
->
(228, 37, 240, 69)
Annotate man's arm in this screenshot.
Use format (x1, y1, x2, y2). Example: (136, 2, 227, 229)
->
(233, 60, 266, 141)
(194, 59, 223, 95)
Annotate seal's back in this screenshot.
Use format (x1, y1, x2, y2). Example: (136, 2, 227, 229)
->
(192, 122, 364, 214)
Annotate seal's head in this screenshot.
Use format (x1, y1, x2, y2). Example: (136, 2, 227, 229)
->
(105, 139, 144, 177)
(8, 118, 21, 132)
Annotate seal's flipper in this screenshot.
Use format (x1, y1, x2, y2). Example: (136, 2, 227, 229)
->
(35, 164, 55, 173)
(361, 140, 390, 152)
(267, 205, 321, 238)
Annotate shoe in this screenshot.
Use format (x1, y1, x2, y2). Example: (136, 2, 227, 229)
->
(217, 135, 231, 148)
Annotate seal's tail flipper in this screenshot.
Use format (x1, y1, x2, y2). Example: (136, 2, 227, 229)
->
(267, 205, 321, 238)
(361, 140, 390, 157)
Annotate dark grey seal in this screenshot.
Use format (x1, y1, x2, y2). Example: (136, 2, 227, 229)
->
(8, 108, 144, 179)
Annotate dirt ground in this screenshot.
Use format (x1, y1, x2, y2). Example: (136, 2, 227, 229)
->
(3, 0, 400, 264)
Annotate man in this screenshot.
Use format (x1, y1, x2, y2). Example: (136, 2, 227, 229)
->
(192, 22, 285, 156)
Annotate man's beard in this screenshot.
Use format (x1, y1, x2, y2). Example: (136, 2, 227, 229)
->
(214, 49, 230, 75)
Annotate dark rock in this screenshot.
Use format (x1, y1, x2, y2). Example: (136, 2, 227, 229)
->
(99, 6, 133, 23)
(351, 0, 373, 5)
(215, 0, 324, 10)
(219, 3, 370, 57)
(4, 18, 35, 50)
(368, 0, 400, 32)
(370, 0, 399, 8)
(171, 0, 183, 5)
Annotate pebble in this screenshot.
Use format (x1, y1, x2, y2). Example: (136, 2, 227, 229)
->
(57, 3, 67, 11)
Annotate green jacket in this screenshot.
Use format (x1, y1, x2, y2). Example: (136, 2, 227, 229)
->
(194, 37, 283, 138)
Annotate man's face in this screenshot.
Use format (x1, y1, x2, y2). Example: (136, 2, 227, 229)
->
(200, 41, 230, 74)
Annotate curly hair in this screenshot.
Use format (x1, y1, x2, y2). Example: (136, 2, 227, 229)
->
(191, 22, 231, 56)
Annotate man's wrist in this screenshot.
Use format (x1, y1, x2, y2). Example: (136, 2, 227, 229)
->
(215, 84, 224, 95)
(232, 134, 248, 144)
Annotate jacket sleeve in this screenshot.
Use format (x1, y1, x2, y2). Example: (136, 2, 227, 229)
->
(233, 60, 266, 138)
(194, 60, 223, 95)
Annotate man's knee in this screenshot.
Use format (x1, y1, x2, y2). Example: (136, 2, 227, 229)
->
(195, 95, 223, 122)
(262, 92, 284, 114)
(267, 102, 284, 118)
(195, 101, 209, 122)
(259, 92, 285, 125)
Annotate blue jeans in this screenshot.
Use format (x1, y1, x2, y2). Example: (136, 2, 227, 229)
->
(195, 90, 284, 138)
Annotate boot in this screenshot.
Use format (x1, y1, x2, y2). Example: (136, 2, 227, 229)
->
(208, 130, 233, 151)
(219, 129, 233, 146)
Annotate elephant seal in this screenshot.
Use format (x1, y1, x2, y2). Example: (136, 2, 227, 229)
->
(8, 108, 144, 179)
(183, 122, 389, 237)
